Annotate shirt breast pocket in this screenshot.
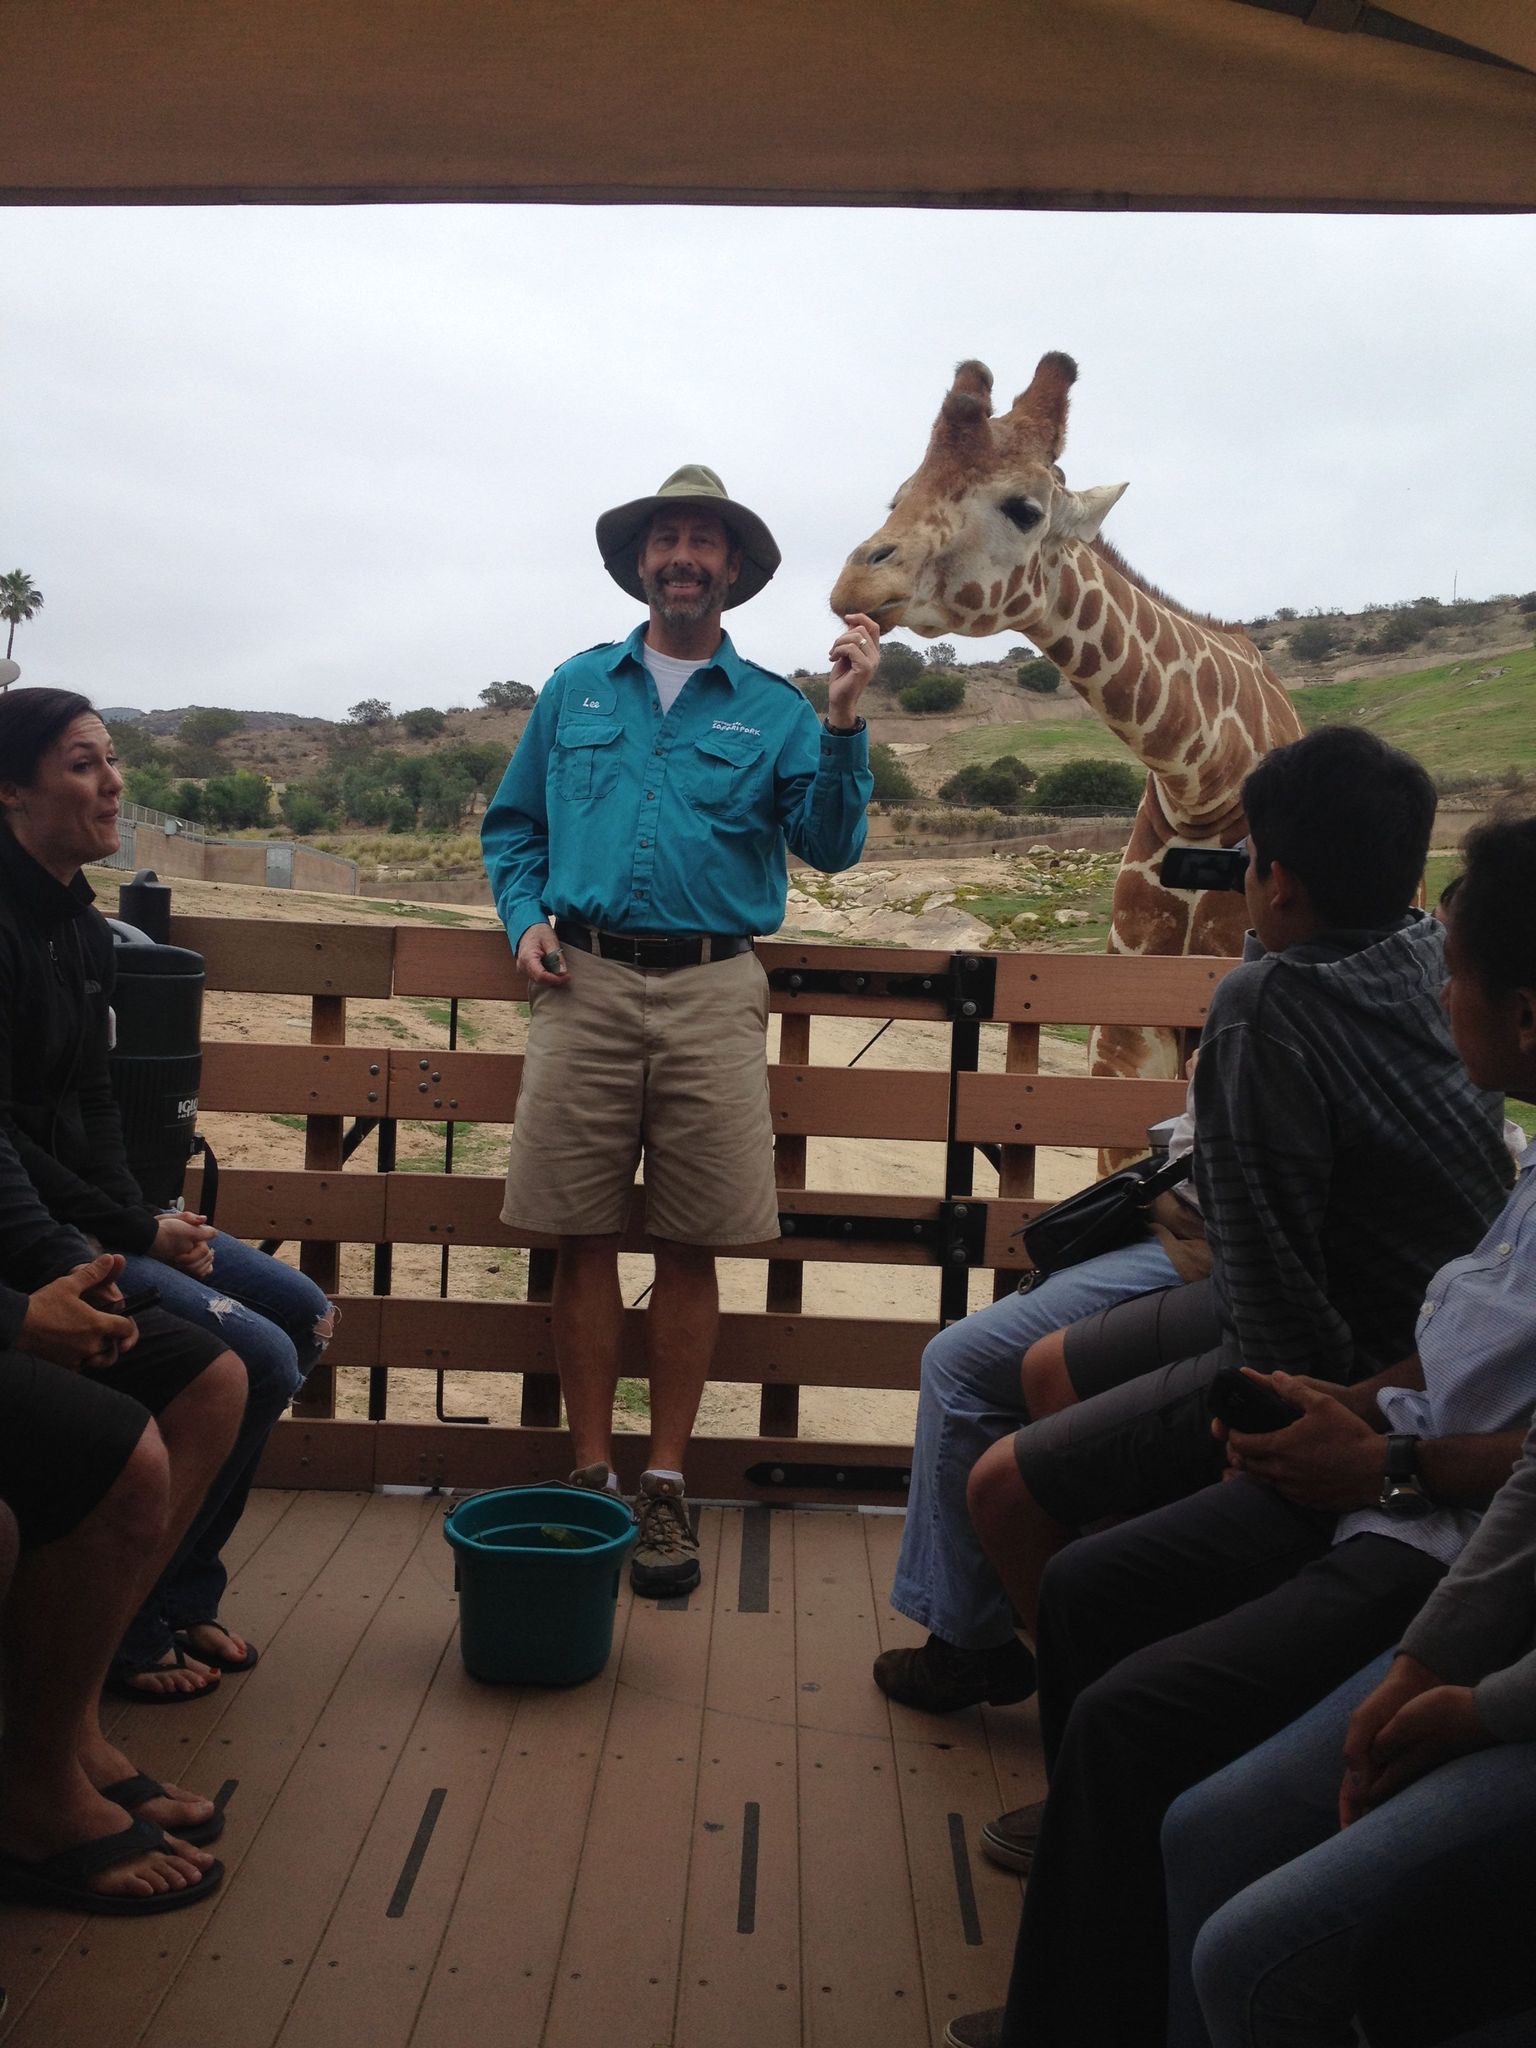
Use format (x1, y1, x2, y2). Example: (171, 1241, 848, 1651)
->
(692, 731, 766, 821)
(553, 717, 622, 804)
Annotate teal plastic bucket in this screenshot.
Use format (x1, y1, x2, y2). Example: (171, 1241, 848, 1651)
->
(443, 1485, 636, 1685)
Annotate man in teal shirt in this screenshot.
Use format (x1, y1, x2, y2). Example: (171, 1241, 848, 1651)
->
(482, 465, 879, 1594)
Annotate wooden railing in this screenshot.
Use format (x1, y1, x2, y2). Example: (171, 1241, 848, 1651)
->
(170, 914, 1237, 1503)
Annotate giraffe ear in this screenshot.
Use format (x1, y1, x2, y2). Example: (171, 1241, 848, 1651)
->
(1007, 352, 1078, 460)
(1053, 481, 1127, 543)
(938, 359, 995, 437)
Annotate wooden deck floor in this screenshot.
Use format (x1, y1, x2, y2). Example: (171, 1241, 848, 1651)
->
(0, 1491, 1046, 2048)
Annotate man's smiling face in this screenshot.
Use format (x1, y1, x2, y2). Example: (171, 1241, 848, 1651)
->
(638, 509, 741, 629)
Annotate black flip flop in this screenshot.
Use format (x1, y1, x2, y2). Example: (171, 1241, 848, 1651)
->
(100, 1772, 225, 1849)
(0, 1816, 223, 1916)
(172, 1625, 259, 1675)
(104, 1642, 221, 1705)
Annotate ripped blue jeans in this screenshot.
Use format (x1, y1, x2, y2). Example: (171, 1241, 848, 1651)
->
(114, 1232, 333, 1668)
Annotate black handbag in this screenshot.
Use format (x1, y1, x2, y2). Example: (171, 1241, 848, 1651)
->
(1017, 1151, 1192, 1286)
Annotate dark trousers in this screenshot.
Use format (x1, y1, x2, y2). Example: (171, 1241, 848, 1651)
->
(999, 1478, 1446, 2048)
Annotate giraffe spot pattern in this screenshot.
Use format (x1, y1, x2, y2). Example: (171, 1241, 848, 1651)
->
(1005, 564, 1025, 599)
(1101, 609, 1125, 662)
(1078, 587, 1103, 632)
(989, 580, 1003, 608)
(955, 581, 984, 611)
(1077, 643, 1102, 679)
(1058, 563, 1080, 611)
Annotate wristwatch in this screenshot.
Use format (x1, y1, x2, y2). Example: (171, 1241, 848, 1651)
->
(823, 715, 866, 736)
(1379, 1433, 1434, 1518)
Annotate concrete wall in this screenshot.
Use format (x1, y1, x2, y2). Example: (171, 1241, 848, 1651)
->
(116, 822, 358, 896)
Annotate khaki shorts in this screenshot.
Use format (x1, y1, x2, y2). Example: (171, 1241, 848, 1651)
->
(501, 942, 781, 1245)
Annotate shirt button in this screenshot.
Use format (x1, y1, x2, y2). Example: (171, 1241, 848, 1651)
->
(646, 791, 655, 801)
(654, 747, 663, 756)
(1498, 1243, 1513, 1257)
(639, 839, 649, 848)
(1421, 1302, 1436, 1318)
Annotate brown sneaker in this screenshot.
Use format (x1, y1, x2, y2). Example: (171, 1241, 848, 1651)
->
(630, 1473, 700, 1596)
(872, 1632, 1037, 1713)
(979, 1799, 1045, 1873)
(567, 1463, 618, 1493)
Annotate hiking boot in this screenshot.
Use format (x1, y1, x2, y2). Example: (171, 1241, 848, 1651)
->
(630, 1473, 700, 1596)
(872, 1633, 1037, 1714)
(943, 2009, 1005, 2048)
(567, 1462, 618, 1493)
(979, 1799, 1045, 1874)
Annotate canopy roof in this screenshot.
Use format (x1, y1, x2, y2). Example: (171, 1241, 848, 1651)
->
(5, 0, 1534, 213)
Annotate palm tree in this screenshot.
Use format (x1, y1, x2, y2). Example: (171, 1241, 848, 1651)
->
(1, 571, 45, 665)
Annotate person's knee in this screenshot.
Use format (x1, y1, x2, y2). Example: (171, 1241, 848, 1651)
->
(967, 1436, 1029, 1540)
(1022, 1329, 1078, 1415)
(218, 1308, 303, 1405)
(96, 1423, 173, 1552)
(650, 1235, 715, 1275)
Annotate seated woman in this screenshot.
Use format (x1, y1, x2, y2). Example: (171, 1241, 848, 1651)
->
(0, 686, 334, 1698)
(1160, 811, 1536, 2048)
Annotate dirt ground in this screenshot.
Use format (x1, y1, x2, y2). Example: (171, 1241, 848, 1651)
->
(104, 868, 1101, 1448)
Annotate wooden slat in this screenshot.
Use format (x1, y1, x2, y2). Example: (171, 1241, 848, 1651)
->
(354, 1424, 913, 1505)
(382, 1174, 951, 1265)
(760, 939, 958, 1019)
(763, 1009, 810, 1436)
(385, 1048, 520, 1120)
(391, 923, 525, 998)
(410, 1599, 635, 2048)
(677, 1507, 801, 2048)
(541, 1514, 723, 2046)
(955, 1072, 1188, 1146)
(256, 1415, 380, 1488)
(200, 1041, 387, 1115)
(795, 1513, 929, 2045)
(991, 950, 1238, 1024)
(188, 1166, 388, 1242)
(772, 1064, 949, 1139)
(320, 1296, 932, 1390)
(312, 1292, 381, 1369)
(863, 1513, 1028, 2036)
(145, 1502, 452, 2048)
(170, 914, 395, 996)
(2, 1492, 401, 2046)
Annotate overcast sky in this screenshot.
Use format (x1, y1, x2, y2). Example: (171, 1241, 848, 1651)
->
(4, 203, 1534, 719)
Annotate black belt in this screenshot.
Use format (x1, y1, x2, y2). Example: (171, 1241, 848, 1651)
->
(554, 919, 754, 972)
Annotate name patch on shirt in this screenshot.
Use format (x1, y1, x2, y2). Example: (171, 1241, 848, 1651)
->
(712, 720, 761, 737)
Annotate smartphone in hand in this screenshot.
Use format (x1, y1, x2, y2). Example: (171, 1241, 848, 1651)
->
(1207, 1367, 1304, 1434)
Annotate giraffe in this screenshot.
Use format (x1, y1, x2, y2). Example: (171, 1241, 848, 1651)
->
(830, 351, 1303, 1095)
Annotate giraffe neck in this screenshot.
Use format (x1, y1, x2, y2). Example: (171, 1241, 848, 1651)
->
(1026, 541, 1298, 826)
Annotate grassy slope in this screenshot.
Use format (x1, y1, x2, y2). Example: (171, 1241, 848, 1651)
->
(915, 643, 1536, 789)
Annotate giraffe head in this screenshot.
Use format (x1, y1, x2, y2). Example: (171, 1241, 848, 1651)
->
(830, 354, 1128, 640)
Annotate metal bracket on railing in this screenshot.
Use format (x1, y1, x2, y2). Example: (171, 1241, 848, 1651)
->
(745, 1457, 912, 1495)
(766, 951, 998, 1021)
(776, 1198, 987, 1270)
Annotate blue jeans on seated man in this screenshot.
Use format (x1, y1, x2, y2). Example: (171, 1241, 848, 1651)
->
(890, 1236, 1180, 1650)
(1162, 1653, 1536, 2048)
(114, 1231, 333, 1666)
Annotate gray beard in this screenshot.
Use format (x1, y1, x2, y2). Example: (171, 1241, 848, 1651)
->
(643, 573, 722, 626)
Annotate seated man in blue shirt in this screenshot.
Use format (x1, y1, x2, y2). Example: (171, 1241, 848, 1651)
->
(482, 465, 878, 1595)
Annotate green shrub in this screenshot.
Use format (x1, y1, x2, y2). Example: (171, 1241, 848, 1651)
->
(1017, 658, 1062, 694)
(480, 680, 536, 710)
(202, 769, 272, 830)
(124, 763, 178, 812)
(399, 707, 448, 740)
(1288, 618, 1340, 664)
(279, 784, 336, 834)
(898, 673, 966, 714)
(869, 743, 916, 800)
(926, 640, 958, 668)
(1030, 758, 1144, 811)
(939, 754, 1036, 810)
(873, 642, 924, 691)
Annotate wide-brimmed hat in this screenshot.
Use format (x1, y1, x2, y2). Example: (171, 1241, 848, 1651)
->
(595, 464, 781, 610)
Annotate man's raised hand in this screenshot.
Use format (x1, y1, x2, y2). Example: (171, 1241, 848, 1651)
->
(827, 612, 882, 727)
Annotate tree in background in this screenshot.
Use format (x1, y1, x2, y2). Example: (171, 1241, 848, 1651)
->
(349, 697, 393, 726)
(105, 719, 162, 765)
(201, 770, 273, 831)
(1287, 617, 1340, 664)
(123, 762, 178, 812)
(399, 706, 448, 740)
(899, 673, 965, 714)
(279, 785, 336, 834)
(480, 680, 536, 710)
(872, 642, 924, 692)
(925, 641, 958, 668)
(869, 743, 916, 800)
(1017, 657, 1062, 694)
(939, 755, 1035, 811)
(0, 570, 44, 664)
(1030, 757, 1145, 810)
(171, 706, 246, 776)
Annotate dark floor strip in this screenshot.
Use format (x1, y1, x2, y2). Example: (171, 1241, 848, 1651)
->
(737, 1506, 772, 1614)
(737, 1800, 761, 1935)
(658, 1502, 705, 1611)
(386, 1787, 447, 1919)
(213, 1779, 238, 1812)
(948, 1813, 983, 1947)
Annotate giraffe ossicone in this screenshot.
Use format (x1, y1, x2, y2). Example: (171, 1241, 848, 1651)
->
(831, 352, 1303, 1111)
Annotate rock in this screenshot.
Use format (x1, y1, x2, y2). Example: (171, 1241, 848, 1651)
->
(1053, 909, 1092, 926)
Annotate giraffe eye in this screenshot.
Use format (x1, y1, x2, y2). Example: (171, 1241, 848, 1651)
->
(1000, 497, 1042, 532)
